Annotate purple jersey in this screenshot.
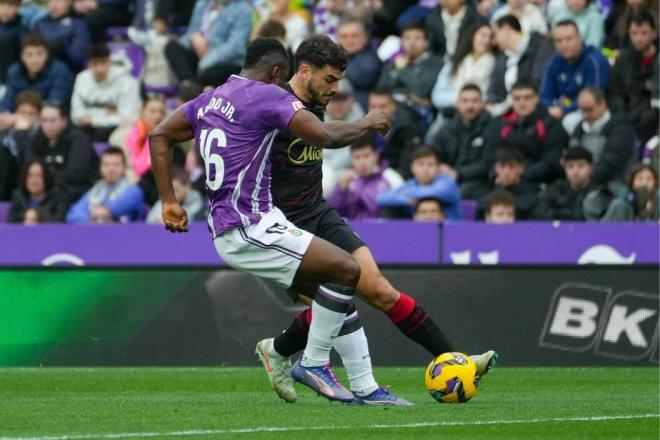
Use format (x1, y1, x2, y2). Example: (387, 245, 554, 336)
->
(181, 75, 304, 237)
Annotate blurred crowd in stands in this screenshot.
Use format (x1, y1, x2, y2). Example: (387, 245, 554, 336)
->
(0, 0, 658, 226)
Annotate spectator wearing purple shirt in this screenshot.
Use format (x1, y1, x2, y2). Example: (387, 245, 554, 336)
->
(328, 133, 404, 220)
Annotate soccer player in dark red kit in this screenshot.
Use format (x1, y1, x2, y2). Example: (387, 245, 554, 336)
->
(255, 34, 497, 405)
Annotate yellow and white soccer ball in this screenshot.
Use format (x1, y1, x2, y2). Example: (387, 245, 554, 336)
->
(425, 352, 480, 403)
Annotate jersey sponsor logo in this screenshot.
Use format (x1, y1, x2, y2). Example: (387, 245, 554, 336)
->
(287, 228, 302, 236)
(287, 138, 323, 164)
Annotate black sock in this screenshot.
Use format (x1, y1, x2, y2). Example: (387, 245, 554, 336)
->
(273, 309, 310, 357)
(386, 293, 453, 356)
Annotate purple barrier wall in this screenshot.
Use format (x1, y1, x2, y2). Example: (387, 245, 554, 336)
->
(0, 221, 657, 266)
(443, 222, 659, 265)
(0, 221, 441, 267)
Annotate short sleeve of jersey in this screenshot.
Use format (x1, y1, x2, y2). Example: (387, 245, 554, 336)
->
(180, 89, 214, 132)
(255, 84, 305, 131)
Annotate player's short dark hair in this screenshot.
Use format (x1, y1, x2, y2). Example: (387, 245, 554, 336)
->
(511, 81, 538, 94)
(459, 83, 482, 96)
(554, 19, 580, 34)
(350, 133, 377, 152)
(562, 147, 593, 163)
(630, 11, 657, 30)
(257, 19, 287, 39)
(494, 15, 522, 33)
(20, 33, 48, 51)
(579, 86, 606, 103)
(86, 43, 110, 61)
(411, 145, 439, 163)
(401, 22, 428, 39)
(101, 146, 127, 165)
(243, 37, 289, 70)
(484, 189, 516, 215)
(0, 0, 21, 6)
(496, 148, 525, 165)
(15, 90, 42, 110)
(295, 34, 349, 72)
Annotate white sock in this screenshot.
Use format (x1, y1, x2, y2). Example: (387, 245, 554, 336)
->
(301, 285, 353, 367)
(334, 325, 379, 396)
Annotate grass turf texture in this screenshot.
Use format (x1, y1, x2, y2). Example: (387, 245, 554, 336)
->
(0, 367, 657, 439)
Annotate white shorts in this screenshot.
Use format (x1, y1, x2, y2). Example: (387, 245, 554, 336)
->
(214, 208, 313, 288)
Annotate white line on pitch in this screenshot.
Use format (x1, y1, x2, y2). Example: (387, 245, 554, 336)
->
(2, 414, 658, 440)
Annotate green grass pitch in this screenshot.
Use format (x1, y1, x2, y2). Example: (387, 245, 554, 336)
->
(0, 367, 658, 439)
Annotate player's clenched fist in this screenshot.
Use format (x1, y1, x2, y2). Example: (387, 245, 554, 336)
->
(162, 202, 189, 233)
(364, 109, 391, 136)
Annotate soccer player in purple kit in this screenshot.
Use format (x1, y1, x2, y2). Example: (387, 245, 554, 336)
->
(254, 35, 497, 405)
(148, 38, 392, 403)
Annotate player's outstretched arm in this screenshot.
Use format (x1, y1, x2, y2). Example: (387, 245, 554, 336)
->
(149, 108, 194, 233)
(288, 108, 390, 150)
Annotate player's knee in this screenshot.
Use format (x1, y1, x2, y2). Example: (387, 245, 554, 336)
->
(338, 256, 361, 287)
(363, 275, 398, 311)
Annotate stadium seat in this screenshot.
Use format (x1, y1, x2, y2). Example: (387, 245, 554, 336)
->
(144, 85, 178, 98)
(461, 200, 478, 221)
(107, 41, 145, 78)
(0, 202, 10, 223)
(93, 142, 111, 158)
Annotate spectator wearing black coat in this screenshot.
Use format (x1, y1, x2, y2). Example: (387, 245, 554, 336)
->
(432, 83, 492, 199)
(9, 157, 65, 223)
(336, 17, 382, 112)
(608, 11, 659, 144)
(477, 148, 538, 219)
(488, 15, 554, 116)
(368, 89, 424, 179)
(425, 0, 486, 57)
(0, 90, 41, 201)
(376, 22, 444, 104)
(483, 81, 568, 185)
(569, 87, 637, 186)
(25, 103, 97, 208)
(533, 147, 595, 220)
(0, 0, 25, 85)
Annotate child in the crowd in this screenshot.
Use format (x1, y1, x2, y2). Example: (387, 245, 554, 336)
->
(625, 164, 659, 221)
(66, 146, 143, 223)
(124, 97, 167, 179)
(478, 148, 538, 219)
(377, 146, 462, 219)
(147, 167, 204, 224)
(413, 197, 445, 222)
(327, 133, 403, 220)
(127, 15, 175, 87)
(483, 189, 516, 223)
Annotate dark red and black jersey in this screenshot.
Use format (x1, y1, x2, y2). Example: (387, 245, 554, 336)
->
(270, 84, 328, 223)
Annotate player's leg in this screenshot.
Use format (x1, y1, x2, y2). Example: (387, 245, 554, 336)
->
(352, 246, 498, 376)
(215, 208, 357, 402)
(286, 235, 363, 402)
(260, 295, 411, 405)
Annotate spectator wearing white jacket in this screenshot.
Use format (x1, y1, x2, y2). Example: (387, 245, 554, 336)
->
(70, 43, 142, 142)
(490, 0, 549, 35)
